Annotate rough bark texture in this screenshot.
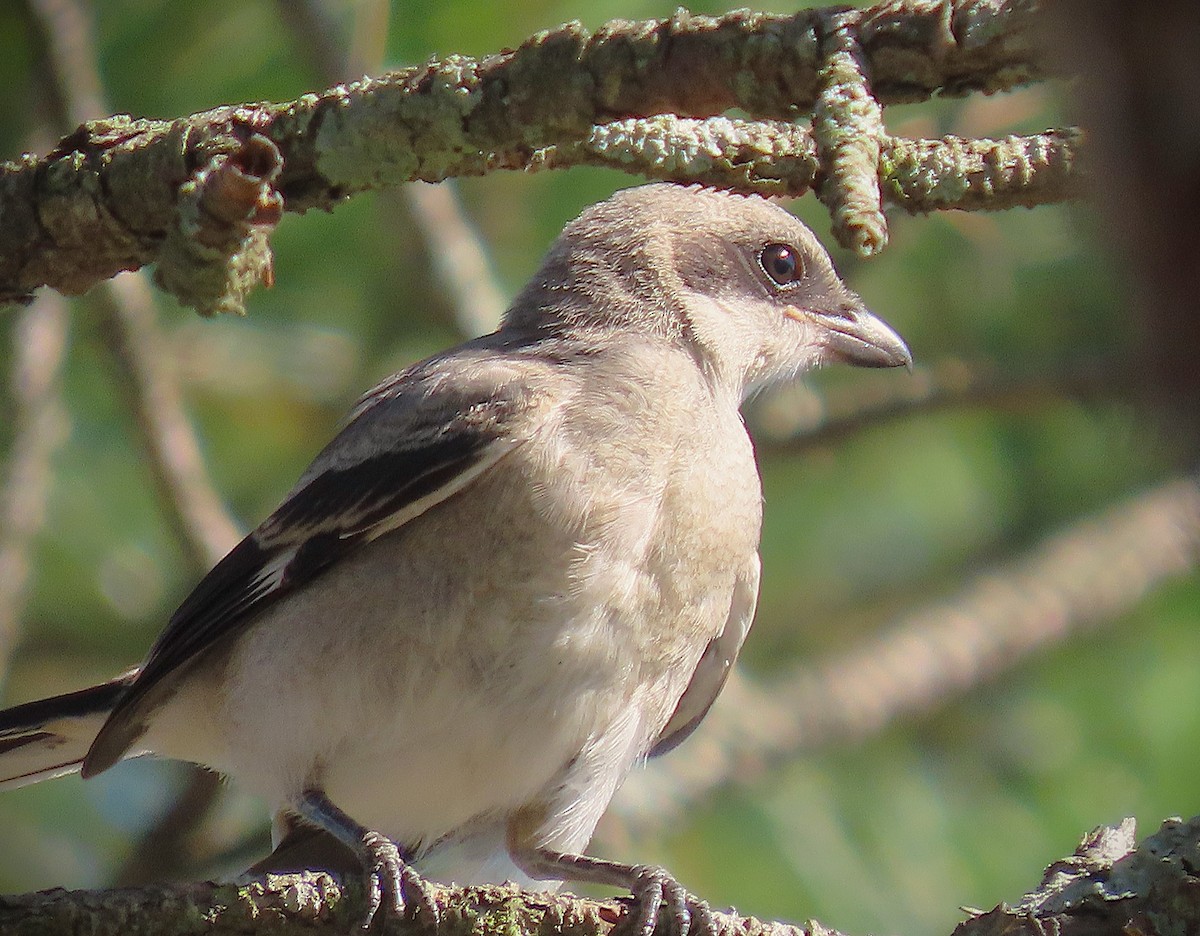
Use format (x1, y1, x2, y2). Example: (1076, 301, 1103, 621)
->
(0, 1, 1063, 313)
(4, 816, 1200, 936)
(0, 875, 839, 936)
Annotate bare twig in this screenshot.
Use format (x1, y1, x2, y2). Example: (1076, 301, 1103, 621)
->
(26, 0, 243, 569)
(614, 475, 1200, 827)
(749, 356, 1132, 452)
(39, 138, 242, 570)
(0, 292, 70, 687)
(92, 277, 255, 566)
(26, 0, 105, 127)
(402, 184, 508, 337)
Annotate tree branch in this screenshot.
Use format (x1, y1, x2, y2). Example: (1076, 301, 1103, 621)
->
(749, 356, 1128, 452)
(0, 0, 1059, 312)
(6, 815, 1200, 936)
(0, 874, 840, 936)
(537, 118, 1081, 213)
(956, 817, 1200, 936)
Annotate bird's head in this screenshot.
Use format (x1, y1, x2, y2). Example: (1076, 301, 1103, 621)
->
(505, 183, 911, 399)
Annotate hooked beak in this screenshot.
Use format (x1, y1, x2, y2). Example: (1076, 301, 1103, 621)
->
(790, 304, 912, 370)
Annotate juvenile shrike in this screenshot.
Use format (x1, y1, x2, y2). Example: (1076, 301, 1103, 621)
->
(0, 183, 910, 934)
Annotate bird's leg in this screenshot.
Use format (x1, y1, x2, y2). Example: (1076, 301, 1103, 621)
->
(293, 788, 439, 929)
(518, 848, 716, 936)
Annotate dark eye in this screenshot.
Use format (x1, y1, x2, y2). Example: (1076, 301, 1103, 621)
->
(760, 244, 802, 286)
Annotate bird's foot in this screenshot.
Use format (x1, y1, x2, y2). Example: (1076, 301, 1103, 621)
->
(514, 845, 716, 936)
(292, 789, 438, 931)
(358, 829, 439, 930)
(621, 864, 716, 936)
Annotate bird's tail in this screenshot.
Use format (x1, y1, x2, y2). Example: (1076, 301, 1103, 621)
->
(0, 672, 136, 790)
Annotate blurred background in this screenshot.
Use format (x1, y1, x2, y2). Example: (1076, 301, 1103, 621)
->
(1, 1, 1197, 934)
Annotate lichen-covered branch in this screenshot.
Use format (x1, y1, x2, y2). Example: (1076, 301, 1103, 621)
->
(883, 129, 1084, 211)
(955, 817, 1200, 936)
(541, 118, 1082, 216)
(5, 817, 1200, 936)
(0, 875, 839, 936)
(813, 11, 889, 254)
(0, 0, 1053, 312)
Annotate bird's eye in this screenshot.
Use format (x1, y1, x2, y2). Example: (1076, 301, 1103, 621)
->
(760, 244, 802, 286)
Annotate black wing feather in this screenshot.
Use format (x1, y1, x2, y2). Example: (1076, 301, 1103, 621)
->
(84, 371, 531, 776)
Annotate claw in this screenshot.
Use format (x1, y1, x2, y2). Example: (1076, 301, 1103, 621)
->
(628, 865, 667, 936)
(358, 830, 439, 930)
(400, 860, 440, 926)
(624, 865, 717, 936)
(360, 830, 401, 925)
(688, 898, 717, 936)
(293, 791, 440, 931)
(517, 846, 717, 936)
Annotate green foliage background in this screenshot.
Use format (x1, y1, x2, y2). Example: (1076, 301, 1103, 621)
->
(1, 1, 1195, 934)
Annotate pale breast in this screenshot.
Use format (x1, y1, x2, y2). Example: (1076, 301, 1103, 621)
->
(200, 346, 763, 848)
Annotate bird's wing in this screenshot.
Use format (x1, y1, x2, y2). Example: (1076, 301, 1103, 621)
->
(84, 356, 546, 775)
(647, 553, 760, 757)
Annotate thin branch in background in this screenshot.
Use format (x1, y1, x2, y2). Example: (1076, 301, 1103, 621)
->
(274, 0, 347, 86)
(0, 292, 70, 689)
(612, 474, 1200, 829)
(26, 0, 240, 571)
(26, 0, 242, 884)
(280, 0, 508, 338)
(111, 769, 223, 887)
(26, 0, 104, 128)
(749, 356, 1135, 453)
(402, 184, 508, 337)
(91, 277, 242, 568)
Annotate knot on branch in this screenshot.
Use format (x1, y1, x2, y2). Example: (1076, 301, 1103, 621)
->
(153, 133, 283, 317)
(813, 9, 888, 256)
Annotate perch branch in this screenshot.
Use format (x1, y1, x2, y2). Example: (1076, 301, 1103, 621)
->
(0, 875, 844, 936)
(6, 816, 1200, 936)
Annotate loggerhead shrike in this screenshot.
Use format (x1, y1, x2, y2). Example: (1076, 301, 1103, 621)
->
(0, 183, 910, 934)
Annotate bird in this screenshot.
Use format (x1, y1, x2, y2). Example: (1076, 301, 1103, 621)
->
(0, 183, 910, 934)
